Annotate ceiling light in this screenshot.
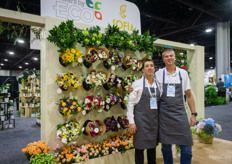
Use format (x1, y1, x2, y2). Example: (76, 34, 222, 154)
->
(9, 51, 14, 55)
(4, 59, 8, 61)
(0, 63, 4, 66)
(17, 39, 24, 43)
(209, 57, 213, 60)
(205, 28, 212, 33)
(19, 66, 22, 69)
(190, 44, 195, 46)
(33, 57, 38, 61)
(25, 62, 29, 65)
(210, 67, 213, 69)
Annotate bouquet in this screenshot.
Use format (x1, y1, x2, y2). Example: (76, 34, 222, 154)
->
(93, 95, 105, 113)
(57, 97, 81, 116)
(103, 73, 122, 90)
(117, 115, 129, 129)
(104, 93, 122, 111)
(54, 146, 75, 164)
(59, 48, 83, 66)
(83, 120, 106, 137)
(82, 96, 94, 115)
(97, 47, 109, 61)
(83, 48, 99, 68)
(103, 51, 122, 70)
(83, 70, 108, 90)
(56, 72, 81, 91)
(57, 120, 82, 144)
(121, 94, 129, 110)
(22, 140, 51, 161)
(81, 26, 103, 47)
(122, 75, 139, 91)
(104, 116, 120, 132)
(122, 56, 141, 71)
(191, 118, 222, 138)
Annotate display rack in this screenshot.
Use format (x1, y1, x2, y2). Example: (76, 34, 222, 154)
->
(19, 76, 40, 118)
(0, 93, 15, 130)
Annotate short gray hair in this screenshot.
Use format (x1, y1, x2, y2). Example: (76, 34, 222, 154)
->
(162, 48, 175, 57)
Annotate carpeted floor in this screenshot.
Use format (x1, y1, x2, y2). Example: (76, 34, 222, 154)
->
(0, 117, 40, 164)
(0, 101, 231, 164)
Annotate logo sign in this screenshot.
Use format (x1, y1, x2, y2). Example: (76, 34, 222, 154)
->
(41, 0, 141, 33)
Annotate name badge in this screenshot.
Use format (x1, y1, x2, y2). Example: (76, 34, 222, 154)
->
(167, 85, 175, 97)
(150, 97, 158, 109)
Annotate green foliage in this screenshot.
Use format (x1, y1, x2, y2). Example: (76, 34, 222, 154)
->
(47, 20, 82, 53)
(213, 97, 227, 105)
(205, 86, 227, 105)
(17, 69, 40, 84)
(81, 25, 103, 47)
(205, 86, 218, 99)
(47, 22, 158, 57)
(0, 21, 29, 44)
(30, 153, 56, 164)
(104, 24, 127, 51)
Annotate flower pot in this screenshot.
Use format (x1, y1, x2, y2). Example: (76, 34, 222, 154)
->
(121, 103, 127, 110)
(122, 64, 128, 70)
(25, 86, 28, 89)
(1, 116, 5, 121)
(3, 123, 9, 129)
(0, 111, 4, 115)
(103, 83, 110, 90)
(103, 60, 111, 69)
(10, 115, 15, 119)
(82, 80, 92, 91)
(8, 93, 11, 97)
(59, 56, 68, 67)
(4, 98, 9, 103)
(31, 104, 35, 107)
(83, 59, 92, 68)
(9, 124, 13, 128)
(198, 135, 214, 144)
(25, 103, 28, 107)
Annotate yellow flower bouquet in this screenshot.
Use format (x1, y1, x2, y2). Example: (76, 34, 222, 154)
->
(59, 48, 83, 67)
(56, 72, 81, 91)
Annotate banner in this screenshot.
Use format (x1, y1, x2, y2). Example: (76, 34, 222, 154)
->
(41, 0, 141, 33)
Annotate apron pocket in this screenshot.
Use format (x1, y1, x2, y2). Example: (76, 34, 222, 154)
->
(161, 122, 189, 135)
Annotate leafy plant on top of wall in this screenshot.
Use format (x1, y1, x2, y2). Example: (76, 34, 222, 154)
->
(47, 20, 157, 58)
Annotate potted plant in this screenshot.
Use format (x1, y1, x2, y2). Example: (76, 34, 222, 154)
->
(3, 122, 9, 129)
(36, 114, 41, 125)
(0, 108, 4, 115)
(191, 118, 222, 144)
(1, 115, 5, 121)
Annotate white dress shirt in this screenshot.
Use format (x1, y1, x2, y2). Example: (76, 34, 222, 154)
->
(127, 76, 158, 124)
(155, 67, 191, 95)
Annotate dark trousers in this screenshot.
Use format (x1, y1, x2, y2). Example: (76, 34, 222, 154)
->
(161, 144, 192, 164)
(135, 148, 156, 164)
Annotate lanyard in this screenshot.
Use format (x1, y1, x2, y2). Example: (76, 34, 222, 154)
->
(145, 78, 157, 98)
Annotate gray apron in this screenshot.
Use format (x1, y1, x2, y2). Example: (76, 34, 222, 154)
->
(159, 70, 193, 145)
(133, 77, 160, 149)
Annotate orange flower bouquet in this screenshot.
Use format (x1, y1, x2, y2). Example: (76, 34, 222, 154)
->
(21, 140, 51, 161)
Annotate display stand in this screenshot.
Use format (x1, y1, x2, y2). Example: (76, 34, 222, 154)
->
(0, 94, 15, 130)
(19, 76, 40, 117)
(0, 8, 204, 162)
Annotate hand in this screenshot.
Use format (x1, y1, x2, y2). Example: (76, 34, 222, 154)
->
(128, 85, 134, 93)
(129, 124, 137, 134)
(190, 115, 197, 127)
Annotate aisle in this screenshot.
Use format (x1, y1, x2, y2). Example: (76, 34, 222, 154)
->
(0, 116, 40, 164)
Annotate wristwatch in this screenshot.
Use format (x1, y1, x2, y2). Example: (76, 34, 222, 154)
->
(191, 112, 198, 116)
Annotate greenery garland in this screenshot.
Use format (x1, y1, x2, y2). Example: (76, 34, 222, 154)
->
(47, 20, 157, 57)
